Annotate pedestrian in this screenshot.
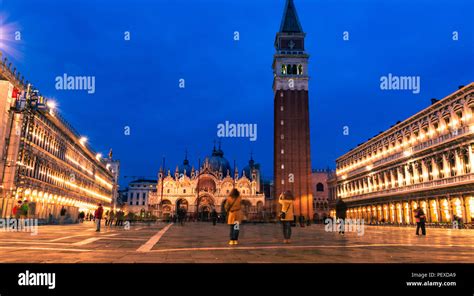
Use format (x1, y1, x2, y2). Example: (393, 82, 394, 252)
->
(78, 211, 85, 223)
(414, 208, 426, 236)
(104, 210, 110, 226)
(178, 207, 186, 226)
(335, 198, 347, 235)
(279, 190, 295, 244)
(116, 210, 124, 227)
(211, 209, 218, 226)
(94, 203, 104, 232)
(224, 188, 242, 245)
(12, 200, 22, 230)
(12, 200, 22, 219)
(108, 210, 115, 226)
(20, 200, 29, 219)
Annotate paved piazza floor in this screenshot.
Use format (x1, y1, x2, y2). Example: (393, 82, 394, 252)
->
(0, 221, 472, 263)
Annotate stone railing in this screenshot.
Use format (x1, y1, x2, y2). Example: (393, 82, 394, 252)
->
(343, 173, 474, 201)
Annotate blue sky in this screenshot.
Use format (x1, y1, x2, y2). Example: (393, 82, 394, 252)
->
(1, 0, 473, 186)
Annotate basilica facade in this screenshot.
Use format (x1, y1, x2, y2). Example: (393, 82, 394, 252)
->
(149, 145, 265, 221)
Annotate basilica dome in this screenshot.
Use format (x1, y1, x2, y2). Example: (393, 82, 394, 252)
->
(208, 145, 231, 173)
(243, 156, 260, 178)
(178, 156, 192, 177)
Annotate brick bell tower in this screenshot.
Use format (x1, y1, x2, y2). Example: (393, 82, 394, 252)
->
(273, 0, 313, 220)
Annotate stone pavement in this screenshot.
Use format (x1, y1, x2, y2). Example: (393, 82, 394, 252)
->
(0, 221, 473, 263)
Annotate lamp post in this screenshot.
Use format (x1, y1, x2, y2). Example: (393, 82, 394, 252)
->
(159, 157, 165, 220)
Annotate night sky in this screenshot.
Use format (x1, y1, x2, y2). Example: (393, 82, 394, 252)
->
(1, 0, 473, 186)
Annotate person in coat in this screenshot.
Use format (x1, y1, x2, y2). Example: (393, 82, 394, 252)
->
(414, 208, 426, 236)
(94, 203, 104, 232)
(224, 188, 242, 245)
(279, 190, 295, 243)
(335, 198, 347, 235)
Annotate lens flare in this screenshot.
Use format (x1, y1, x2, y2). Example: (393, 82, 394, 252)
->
(0, 13, 22, 60)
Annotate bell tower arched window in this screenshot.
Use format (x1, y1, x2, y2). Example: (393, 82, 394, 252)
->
(298, 64, 303, 75)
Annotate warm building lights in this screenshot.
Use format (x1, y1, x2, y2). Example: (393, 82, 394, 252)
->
(79, 137, 88, 146)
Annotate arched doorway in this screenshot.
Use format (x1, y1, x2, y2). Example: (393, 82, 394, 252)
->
(161, 200, 172, 220)
(176, 199, 188, 215)
(196, 195, 215, 221)
(241, 200, 252, 221)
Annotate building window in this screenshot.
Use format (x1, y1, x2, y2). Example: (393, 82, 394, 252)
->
(136, 201, 139, 205)
(316, 183, 324, 192)
(142, 201, 146, 205)
(281, 64, 287, 75)
(281, 149, 284, 154)
(183, 189, 186, 193)
(298, 64, 303, 75)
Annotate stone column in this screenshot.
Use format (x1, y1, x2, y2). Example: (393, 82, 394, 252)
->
(447, 196, 454, 222)
(455, 149, 463, 176)
(421, 159, 428, 182)
(442, 153, 450, 178)
(412, 162, 419, 184)
(460, 196, 467, 223)
(469, 144, 474, 173)
(432, 158, 439, 180)
(436, 197, 441, 222)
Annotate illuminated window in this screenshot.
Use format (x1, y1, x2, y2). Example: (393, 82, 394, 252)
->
(281, 64, 287, 75)
(298, 64, 303, 75)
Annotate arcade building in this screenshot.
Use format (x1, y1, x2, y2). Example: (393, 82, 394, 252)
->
(332, 83, 474, 224)
(0, 54, 117, 222)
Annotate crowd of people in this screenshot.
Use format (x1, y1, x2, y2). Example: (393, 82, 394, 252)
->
(76, 205, 126, 232)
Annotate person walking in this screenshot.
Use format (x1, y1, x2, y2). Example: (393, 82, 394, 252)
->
(224, 188, 242, 245)
(178, 207, 186, 226)
(94, 203, 104, 232)
(279, 191, 295, 244)
(414, 208, 426, 236)
(335, 198, 347, 235)
(211, 209, 218, 226)
(12, 200, 22, 230)
(78, 211, 85, 223)
(108, 210, 115, 227)
(20, 200, 29, 219)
